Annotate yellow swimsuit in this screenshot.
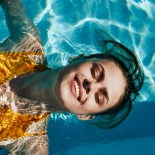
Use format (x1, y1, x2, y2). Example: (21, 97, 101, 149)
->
(0, 51, 50, 141)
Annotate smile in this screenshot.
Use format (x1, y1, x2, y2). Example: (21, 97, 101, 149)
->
(70, 75, 82, 103)
(74, 80, 80, 99)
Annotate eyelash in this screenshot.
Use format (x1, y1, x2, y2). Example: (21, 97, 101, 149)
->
(95, 91, 104, 105)
(91, 63, 104, 82)
(91, 64, 98, 80)
(91, 67, 95, 79)
(91, 63, 106, 105)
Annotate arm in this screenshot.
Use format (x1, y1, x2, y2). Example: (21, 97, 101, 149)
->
(0, 0, 44, 53)
(0, 0, 41, 42)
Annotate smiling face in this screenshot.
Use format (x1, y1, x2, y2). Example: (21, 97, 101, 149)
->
(55, 59, 127, 115)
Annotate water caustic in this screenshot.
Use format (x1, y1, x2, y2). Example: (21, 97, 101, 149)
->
(0, 0, 155, 154)
(28, 0, 155, 111)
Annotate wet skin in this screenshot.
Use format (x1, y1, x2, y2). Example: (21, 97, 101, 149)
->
(55, 59, 127, 115)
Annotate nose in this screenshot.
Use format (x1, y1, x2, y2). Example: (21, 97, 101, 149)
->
(83, 79, 90, 94)
(83, 79, 102, 94)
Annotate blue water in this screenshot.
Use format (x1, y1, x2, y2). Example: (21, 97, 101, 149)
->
(0, 0, 155, 154)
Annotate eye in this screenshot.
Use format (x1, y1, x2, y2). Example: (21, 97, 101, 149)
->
(91, 63, 100, 80)
(95, 91, 104, 105)
(91, 63, 104, 82)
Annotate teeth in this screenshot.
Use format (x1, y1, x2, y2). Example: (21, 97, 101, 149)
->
(74, 80, 80, 99)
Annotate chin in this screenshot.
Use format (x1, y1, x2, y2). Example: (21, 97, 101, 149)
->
(55, 67, 83, 114)
(55, 76, 73, 112)
(56, 86, 80, 114)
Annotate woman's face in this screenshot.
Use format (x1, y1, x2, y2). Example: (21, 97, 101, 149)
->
(55, 59, 126, 115)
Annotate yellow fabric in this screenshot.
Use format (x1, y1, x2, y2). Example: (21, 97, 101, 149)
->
(0, 51, 48, 84)
(0, 51, 50, 141)
(0, 105, 50, 141)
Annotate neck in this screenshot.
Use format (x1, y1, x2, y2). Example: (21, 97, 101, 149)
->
(10, 69, 63, 112)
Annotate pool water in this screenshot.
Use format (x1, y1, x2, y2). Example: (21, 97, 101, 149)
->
(0, 0, 155, 155)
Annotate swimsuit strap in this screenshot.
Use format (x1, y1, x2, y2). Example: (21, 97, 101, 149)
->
(0, 51, 48, 85)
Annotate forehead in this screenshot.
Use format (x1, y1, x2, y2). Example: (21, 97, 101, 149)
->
(98, 59, 127, 106)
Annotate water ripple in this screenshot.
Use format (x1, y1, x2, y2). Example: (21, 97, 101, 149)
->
(1, 0, 155, 103)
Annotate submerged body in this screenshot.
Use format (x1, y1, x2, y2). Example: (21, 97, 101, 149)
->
(0, 0, 50, 154)
(0, 47, 49, 154)
(0, 0, 144, 154)
(0, 1, 125, 152)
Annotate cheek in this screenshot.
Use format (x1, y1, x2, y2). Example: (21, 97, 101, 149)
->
(84, 95, 110, 114)
(82, 97, 99, 113)
(76, 66, 91, 79)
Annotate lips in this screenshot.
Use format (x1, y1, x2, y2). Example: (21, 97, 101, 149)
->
(70, 75, 83, 103)
(70, 79, 76, 99)
(75, 75, 82, 102)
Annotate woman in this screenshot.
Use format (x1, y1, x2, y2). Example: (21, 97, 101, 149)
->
(0, 0, 144, 154)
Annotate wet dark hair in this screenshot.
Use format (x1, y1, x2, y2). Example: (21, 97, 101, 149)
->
(70, 30, 144, 129)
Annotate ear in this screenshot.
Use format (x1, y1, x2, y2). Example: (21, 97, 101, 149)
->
(77, 114, 95, 121)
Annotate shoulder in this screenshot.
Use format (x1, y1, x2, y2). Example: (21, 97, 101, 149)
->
(0, 32, 44, 53)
